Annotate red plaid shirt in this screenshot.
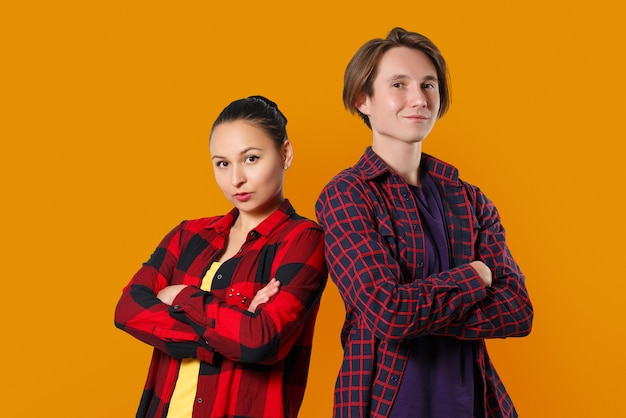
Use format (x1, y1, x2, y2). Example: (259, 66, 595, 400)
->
(115, 200, 327, 418)
(315, 148, 533, 418)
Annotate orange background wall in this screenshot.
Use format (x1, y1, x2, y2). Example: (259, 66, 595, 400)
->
(2, 1, 624, 417)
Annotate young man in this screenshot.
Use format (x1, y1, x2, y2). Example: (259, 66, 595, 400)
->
(315, 28, 533, 418)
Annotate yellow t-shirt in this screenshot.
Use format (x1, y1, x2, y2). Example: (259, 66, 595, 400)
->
(166, 262, 222, 418)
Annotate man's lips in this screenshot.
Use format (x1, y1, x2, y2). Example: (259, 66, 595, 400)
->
(405, 114, 430, 121)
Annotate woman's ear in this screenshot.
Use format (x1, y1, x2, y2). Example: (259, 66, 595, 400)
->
(282, 140, 294, 169)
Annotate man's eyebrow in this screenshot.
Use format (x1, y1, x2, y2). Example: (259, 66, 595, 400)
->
(387, 74, 439, 82)
(388, 74, 410, 81)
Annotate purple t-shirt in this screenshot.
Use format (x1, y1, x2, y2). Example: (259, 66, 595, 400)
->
(388, 171, 481, 418)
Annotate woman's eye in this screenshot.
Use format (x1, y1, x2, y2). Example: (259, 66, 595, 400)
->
(216, 161, 228, 168)
(245, 155, 259, 163)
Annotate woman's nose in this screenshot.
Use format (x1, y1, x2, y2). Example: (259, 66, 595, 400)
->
(231, 164, 245, 186)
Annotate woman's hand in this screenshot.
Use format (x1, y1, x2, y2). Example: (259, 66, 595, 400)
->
(248, 278, 281, 313)
(157, 284, 188, 305)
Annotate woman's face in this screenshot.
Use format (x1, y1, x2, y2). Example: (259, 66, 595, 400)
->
(210, 120, 292, 223)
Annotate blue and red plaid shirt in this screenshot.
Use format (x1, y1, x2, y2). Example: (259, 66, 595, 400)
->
(115, 200, 327, 418)
(315, 147, 533, 418)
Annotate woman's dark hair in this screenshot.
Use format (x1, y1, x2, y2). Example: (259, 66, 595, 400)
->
(210, 95, 288, 147)
(343, 27, 451, 128)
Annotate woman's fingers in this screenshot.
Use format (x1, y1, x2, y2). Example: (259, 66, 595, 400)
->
(248, 279, 281, 313)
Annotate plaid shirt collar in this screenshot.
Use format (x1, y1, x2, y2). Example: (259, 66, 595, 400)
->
(356, 147, 461, 185)
(211, 199, 296, 237)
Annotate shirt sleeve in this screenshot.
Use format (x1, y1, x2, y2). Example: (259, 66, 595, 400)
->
(315, 178, 488, 343)
(433, 186, 534, 339)
(114, 222, 215, 362)
(168, 226, 328, 365)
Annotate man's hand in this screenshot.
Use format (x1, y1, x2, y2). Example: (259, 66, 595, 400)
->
(469, 261, 492, 287)
(248, 278, 281, 313)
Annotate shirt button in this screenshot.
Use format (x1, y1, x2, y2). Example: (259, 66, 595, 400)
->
(391, 376, 399, 383)
(197, 397, 203, 403)
(417, 262, 424, 268)
(216, 274, 222, 280)
(238, 248, 243, 253)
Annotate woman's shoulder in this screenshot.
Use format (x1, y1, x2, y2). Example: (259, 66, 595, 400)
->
(287, 212, 323, 232)
(177, 214, 227, 232)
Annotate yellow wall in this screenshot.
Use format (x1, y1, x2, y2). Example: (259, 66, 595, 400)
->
(2, 1, 624, 416)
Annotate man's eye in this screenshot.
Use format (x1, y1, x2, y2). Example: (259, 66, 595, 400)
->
(392, 82, 403, 88)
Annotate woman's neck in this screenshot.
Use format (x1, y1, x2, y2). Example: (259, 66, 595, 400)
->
(233, 198, 283, 233)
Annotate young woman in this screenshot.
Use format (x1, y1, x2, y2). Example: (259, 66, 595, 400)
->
(315, 28, 533, 417)
(115, 95, 328, 418)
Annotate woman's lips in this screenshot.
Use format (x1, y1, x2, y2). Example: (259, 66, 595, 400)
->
(235, 192, 252, 202)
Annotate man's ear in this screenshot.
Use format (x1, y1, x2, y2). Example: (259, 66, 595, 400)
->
(355, 92, 370, 116)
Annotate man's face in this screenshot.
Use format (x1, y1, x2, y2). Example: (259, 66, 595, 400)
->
(358, 46, 441, 147)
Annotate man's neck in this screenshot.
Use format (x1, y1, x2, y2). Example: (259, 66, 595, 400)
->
(372, 139, 423, 186)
